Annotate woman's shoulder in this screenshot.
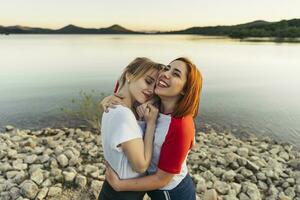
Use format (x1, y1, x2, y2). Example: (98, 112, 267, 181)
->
(104, 105, 135, 121)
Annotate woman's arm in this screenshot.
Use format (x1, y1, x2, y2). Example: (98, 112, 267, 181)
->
(121, 104, 158, 173)
(106, 165, 174, 191)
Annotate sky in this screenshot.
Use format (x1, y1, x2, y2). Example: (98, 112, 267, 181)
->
(1, 0, 300, 31)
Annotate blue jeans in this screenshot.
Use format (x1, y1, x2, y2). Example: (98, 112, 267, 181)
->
(99, 180, 145, 200)
(147, 173, 196, 200)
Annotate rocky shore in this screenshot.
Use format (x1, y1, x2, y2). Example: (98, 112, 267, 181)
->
(0, 125, 300, 200)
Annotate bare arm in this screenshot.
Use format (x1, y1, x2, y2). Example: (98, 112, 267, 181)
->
(121, 104, 158, 173)
(106, 166, 174, 191)
(121, 122, 155, 173)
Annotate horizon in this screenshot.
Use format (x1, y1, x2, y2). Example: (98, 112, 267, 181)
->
(1, 18, 299, 32)
(1, 0, 300, 31)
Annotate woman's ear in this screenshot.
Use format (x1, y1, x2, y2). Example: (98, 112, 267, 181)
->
(125, 73, 133, 83)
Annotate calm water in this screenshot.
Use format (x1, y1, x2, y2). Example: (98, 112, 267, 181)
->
(0, 35, 300, 147)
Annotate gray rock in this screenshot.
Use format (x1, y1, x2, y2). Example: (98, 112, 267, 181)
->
(214, 181, 230, 195)
(30, 169, 44, 185)
(90, 180, 103, 199)
(57, 154, 69, 167)
(36, 187, 48, 200)
(196, 176, 206, 193)
(295, 184, 300, 194)
(24, 155, 38, 164)
(284, 187, 296, 199)
(62, 170, 76, 182)
(75, 174, 87, 188)
(256, 172, 267, 180)
(222, 170, 236, 182)
(20, 180, 39, 199)
(5, 125, 15, 132)
(0, 191, 10, 200)
(241, 168, 253, 178)
(48, 186, 62, 197)
(246, 160, 260, 172)
(243, 182, 261, 200)
(237, 147, 249, 157)
(41, 179, 52, 187)
(9, 186, 21, 200)
(288, 159, 300, 170)
(12, 159, 27, 170)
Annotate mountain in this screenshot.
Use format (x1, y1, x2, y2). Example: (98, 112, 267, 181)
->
(162, 19, 300, 38)
(0, 24, 139, 34)
(56, 24, 98, 34)
(1, 19, 300, 38)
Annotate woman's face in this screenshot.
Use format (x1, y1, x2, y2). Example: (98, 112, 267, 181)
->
(155, 60, 187, 99)
(128, 68, 159, 104)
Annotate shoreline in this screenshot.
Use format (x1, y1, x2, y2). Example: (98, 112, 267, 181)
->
(0, 125, 300, 199)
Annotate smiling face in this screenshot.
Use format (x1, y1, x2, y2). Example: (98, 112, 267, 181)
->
(155, 60, 188, 100)
(128, 68, 159, 104)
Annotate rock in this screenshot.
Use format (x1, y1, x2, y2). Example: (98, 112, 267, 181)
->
(0, 163, 13, 172)
(62, 170, 76, 182)
(5, 125, 15, 131)
(57, 154, 69, 167)
(241, 168, 253, 178)
(288, 159, 300, 170)
(279, 151, 290, 161)
(48, 186, 62, 197)
(237, 147, 249, 157)
(90, 180, 103, 199)
(0, 191, 10, 200)
(256, 172, 267, 180)
(284, 187, 296, 199)
(84, 164, 99, 175)
(295, 184, 300, 194)
(41, 179, 52, 187)
(30, 169, 44, 185)
(196, 177, 206, 193)
(246, 160, 260, 172)
(36, 187, 48, 200)
(20, 180, 39, 199)
(214, 181, 230, 195)
(243, 182, 261, 200)
(222, 170, 236, 182)
(24, 154, 38, 164)
(75, 174, 87, 188)
(12, 159, 27, 170)
(9, 186, 21, 200)
(8, 149, 18, 159)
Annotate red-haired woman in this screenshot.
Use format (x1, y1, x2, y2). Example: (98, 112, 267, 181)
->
(102, 57, 205, 200)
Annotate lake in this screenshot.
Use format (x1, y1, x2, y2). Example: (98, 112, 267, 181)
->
(0, 34, 300, 147)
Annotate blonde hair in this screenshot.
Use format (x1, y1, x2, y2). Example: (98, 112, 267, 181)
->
(118, 57, 164, 90)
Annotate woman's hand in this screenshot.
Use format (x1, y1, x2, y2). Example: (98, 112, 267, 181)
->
(100, 94, 125, 112)
(136, 103, 147, 120)
(105, 162, 122, 191)
(143, 104, 159, 125)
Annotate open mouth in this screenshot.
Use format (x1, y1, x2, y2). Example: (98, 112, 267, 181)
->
(157, 79, 169, 88)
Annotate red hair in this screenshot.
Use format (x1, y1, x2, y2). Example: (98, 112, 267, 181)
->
(171, 57, 203, 118)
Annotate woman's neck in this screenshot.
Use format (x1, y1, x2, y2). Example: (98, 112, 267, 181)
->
(160, 97, 178, 115)
(118, 86, 133, 109)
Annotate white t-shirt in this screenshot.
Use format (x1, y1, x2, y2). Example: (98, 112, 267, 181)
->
(101, 105, 145, 179)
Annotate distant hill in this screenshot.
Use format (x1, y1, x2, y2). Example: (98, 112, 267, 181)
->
(163, 19, 300, 38)
(1, 19, 300, 38)
(0, 24, 140, 34)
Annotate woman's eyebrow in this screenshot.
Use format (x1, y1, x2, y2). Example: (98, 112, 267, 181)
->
(174, 68, 182, 74)
(146, 75, 155, 81)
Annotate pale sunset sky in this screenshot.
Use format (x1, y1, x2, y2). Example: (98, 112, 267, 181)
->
(1, 0, 300, 31)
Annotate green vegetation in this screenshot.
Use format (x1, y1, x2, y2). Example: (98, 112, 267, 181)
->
(60, 90, 106, 131)
(164, 19, 300, 39)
